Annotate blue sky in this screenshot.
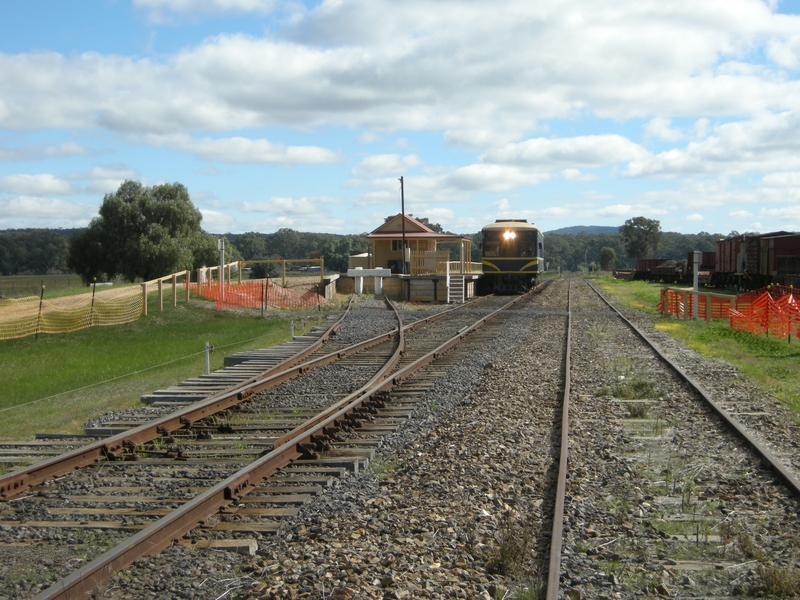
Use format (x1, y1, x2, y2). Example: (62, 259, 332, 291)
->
(3, 1, 800, 236)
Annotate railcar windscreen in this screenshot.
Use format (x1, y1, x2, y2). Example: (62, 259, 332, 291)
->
(483, 230, 538, 257)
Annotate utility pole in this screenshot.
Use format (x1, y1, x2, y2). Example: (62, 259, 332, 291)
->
(399, 176, 407, 274)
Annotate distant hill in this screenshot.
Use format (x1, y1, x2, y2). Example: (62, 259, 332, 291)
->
(545, 225, 619, 235)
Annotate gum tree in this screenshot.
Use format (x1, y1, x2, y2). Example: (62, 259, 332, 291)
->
(620, 216, 662, 259)
(68, 180, 217, 283)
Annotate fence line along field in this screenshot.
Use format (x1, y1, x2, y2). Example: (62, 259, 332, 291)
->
(0, 296, 325, 440)
(0, 274, 89, 299)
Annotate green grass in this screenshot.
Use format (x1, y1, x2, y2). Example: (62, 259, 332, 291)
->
(0, 274, 95, 299)
(595, 275, 800, 417)
(0, 295, 325, 439)
(595, 276, 665, 314)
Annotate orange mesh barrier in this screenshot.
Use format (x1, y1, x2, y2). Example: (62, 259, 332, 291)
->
(0, 286, 143, 340)
(189, 279, 324, 311)
(659, 286, 800, 339)
(730, 287, 800, 338)
(658, 289, 734, 320)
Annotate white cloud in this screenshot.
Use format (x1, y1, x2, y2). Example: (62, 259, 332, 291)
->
(762, 171, 800, 186)
(0, 196, 97, 227)
(0, 142, 94, 161)
(444, 129, 521, 149)
(643, 118, 685, 142)
(134, 0, 277, 23)
(729, 209, 753, 219)
(686, 213, 704, 221)
(6, 1, 800, 235)
(0, 174, 79, 195)
(135, 0, 275, 10)
(357, 132, 381, 144)
(483, 135, 648, 169)
(352, 154, 423, 178)
(351, 190, 396, 207)
(3, 2, 800, 136)
(199, 208, 236, 232)
(142, 134, 342, 165)
(241, 196, 320, 215)
(63, 165, 141, 195)
(626, 111, 800, 178)
(759, 205, 800, 221)
(562, 168, 597, 182)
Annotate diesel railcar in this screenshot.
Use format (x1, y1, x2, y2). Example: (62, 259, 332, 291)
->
(480, 219, 544, 293)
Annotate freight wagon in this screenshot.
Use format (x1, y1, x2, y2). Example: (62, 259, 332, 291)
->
(713, 231, 800, 289)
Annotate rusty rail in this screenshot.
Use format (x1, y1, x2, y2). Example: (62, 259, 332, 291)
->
(546, 280, 572, 599)
(0, 296, 361, 500)
(33, 293, 526, 600)
(584, 278, 800, 500)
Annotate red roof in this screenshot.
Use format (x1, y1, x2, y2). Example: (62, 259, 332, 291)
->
(366, 214, 467, 240)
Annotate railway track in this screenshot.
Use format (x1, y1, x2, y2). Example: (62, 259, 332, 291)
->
(0, 292, 536, 599)
(3, 279, 798, 599)
(555, 279, 800, 598)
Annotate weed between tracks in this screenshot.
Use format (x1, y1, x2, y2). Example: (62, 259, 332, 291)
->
(368, 456, 396, 479)
(596, 275, 800, 421)
(485, 513, 534, 576)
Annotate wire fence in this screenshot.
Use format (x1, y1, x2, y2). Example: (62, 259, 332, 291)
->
(189, 279, 324, 311)
(659, 285, 800, 340)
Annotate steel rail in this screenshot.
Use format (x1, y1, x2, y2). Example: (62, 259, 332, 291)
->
(0, 298, 353, 500)
(546, 280, 572, 600)
(0, 295, 485, 501)
(583, 279, 800, 499)
(32, 302, 407, 600)
(34, 293, 525, 600)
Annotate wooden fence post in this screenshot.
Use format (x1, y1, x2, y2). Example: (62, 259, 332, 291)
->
(141, 283, 148, 316)
(158, 278, 163, 312)
(185, 270, 191, 302)
(172, 274, 177, 307)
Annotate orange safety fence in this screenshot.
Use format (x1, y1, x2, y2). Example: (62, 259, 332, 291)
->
(189, 279, 324, 311)
(659, 286, 800, 339)
(729, 287, 800, 338)
(658, 289, 734, 320)
(0, 286, 143, 340)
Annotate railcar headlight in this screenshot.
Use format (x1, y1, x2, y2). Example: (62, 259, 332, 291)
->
(503, 231, 516, 240)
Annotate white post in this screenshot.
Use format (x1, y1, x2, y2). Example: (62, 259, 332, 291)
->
(446, 261, 451, 304)
(354, 266, 364, 294)
(375, 276, 383, 297)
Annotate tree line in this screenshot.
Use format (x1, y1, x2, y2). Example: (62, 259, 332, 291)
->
(1, 181, 727, 281)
